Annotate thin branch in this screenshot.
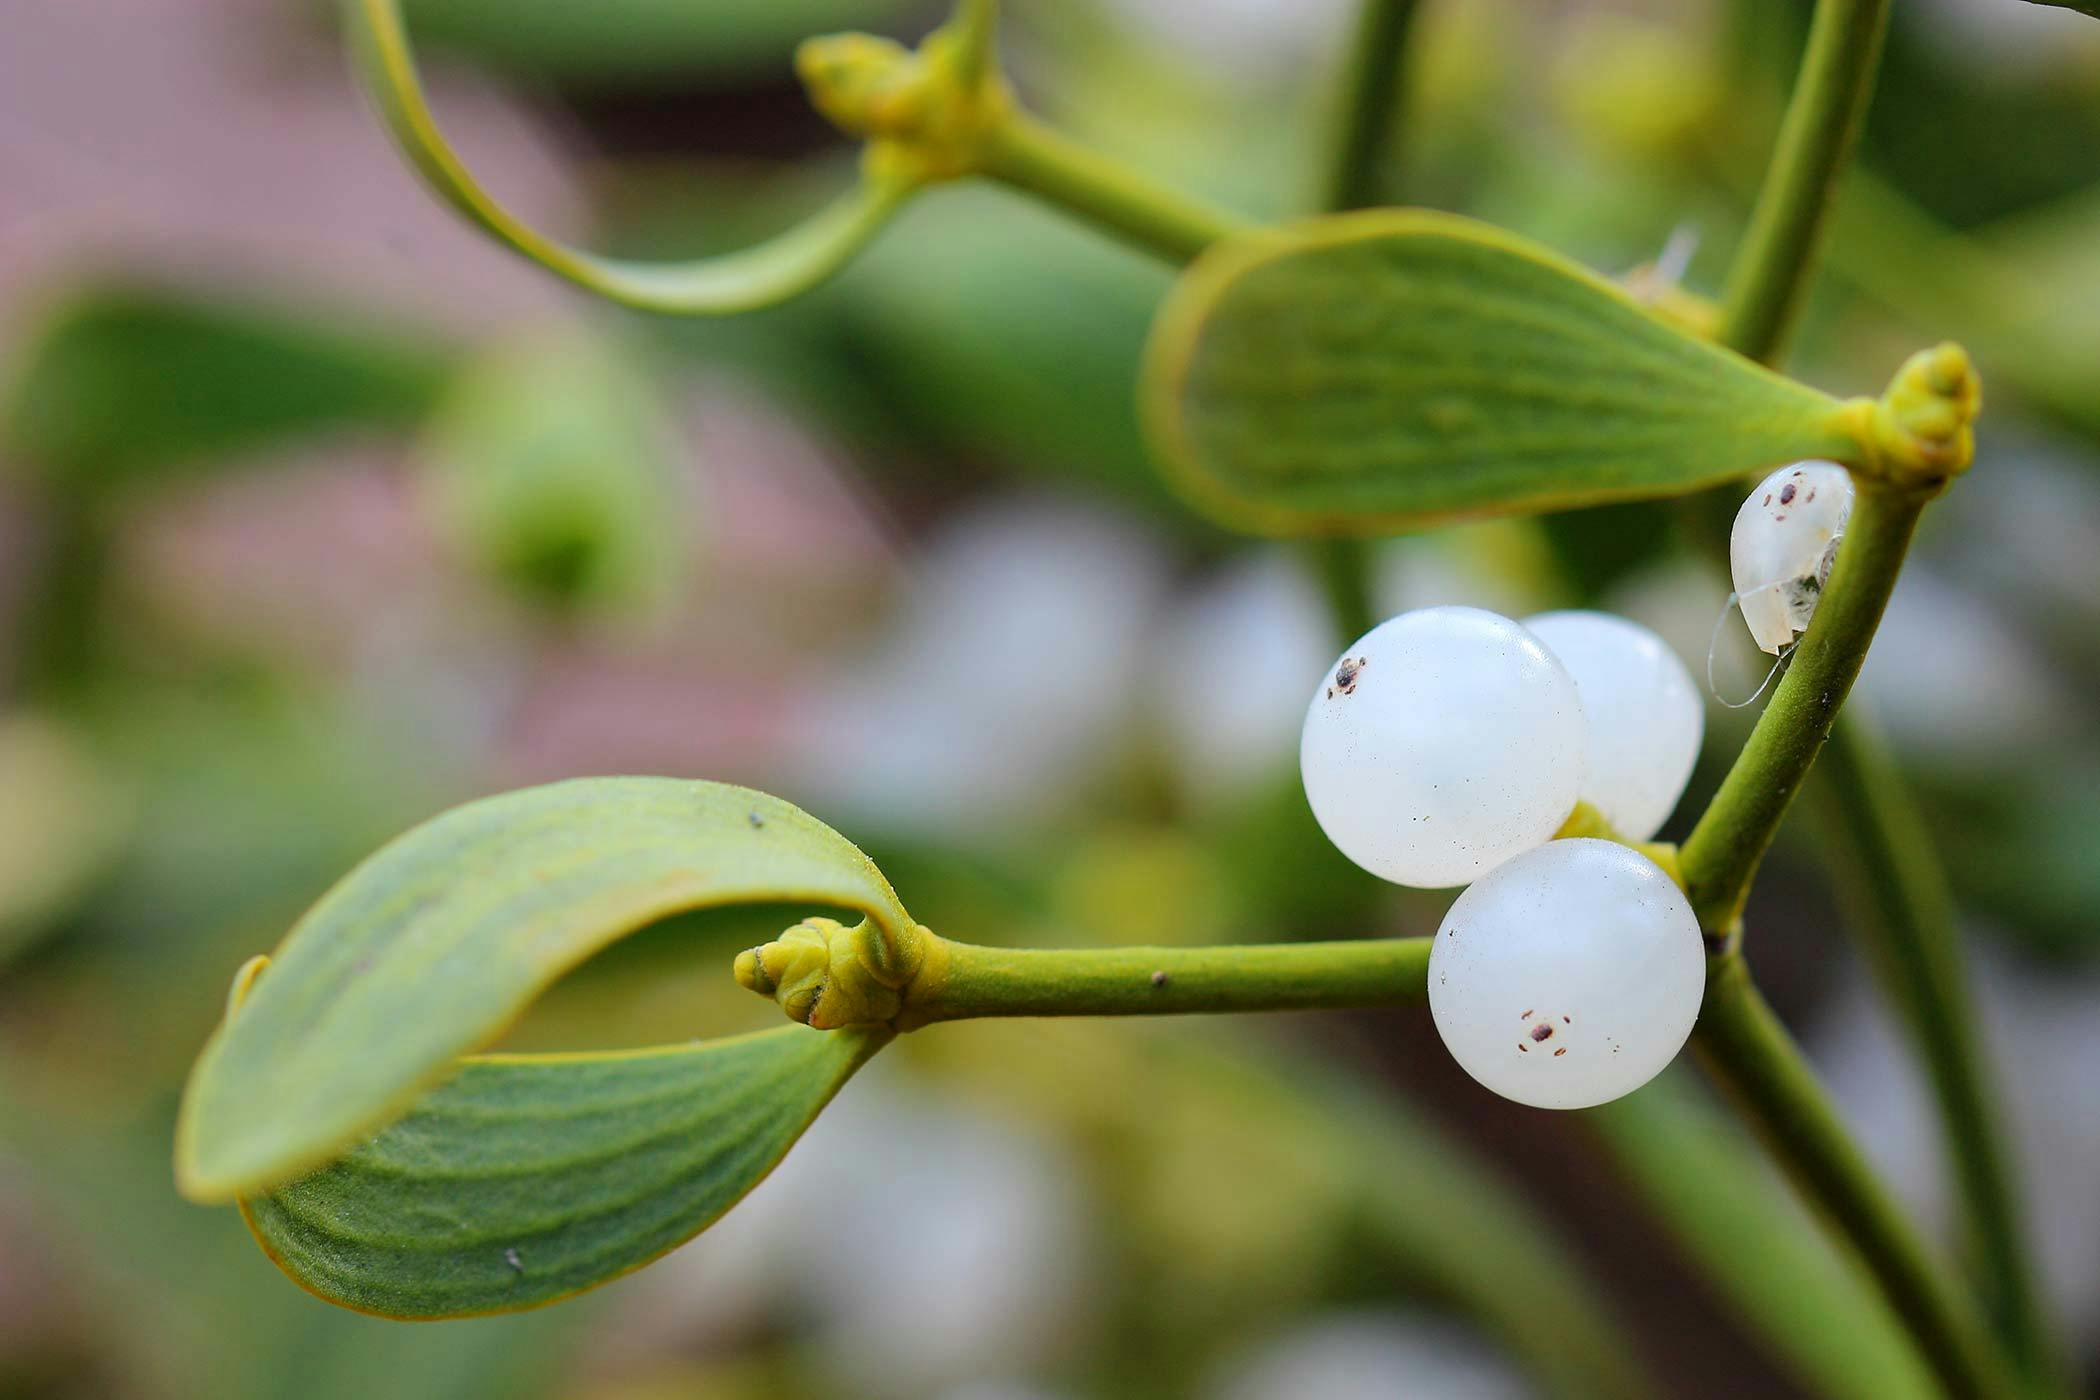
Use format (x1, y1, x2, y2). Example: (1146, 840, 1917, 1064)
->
(1679, 482, 1925, 935)
(1694, 956, 2020, 1400)
(975, 111, 1251, 265)
(1301, 0, 1426, 648)
(1317, 0, 1424, 212)
(900, 936, 1430, 1026)
(1813, 720, 2064, 1383)
(1715, 0, 1891, 361)
(1709, 0, 2061, 1380)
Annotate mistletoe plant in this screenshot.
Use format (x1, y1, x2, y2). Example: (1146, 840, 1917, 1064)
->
(175, 2, 2074, 1397)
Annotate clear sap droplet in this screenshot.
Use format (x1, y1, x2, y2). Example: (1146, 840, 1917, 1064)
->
(1704, 592, 1789, 710)
(1730, 462, 1853, 654)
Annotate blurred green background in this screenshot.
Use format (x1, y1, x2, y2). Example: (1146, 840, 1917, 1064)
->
(5, 1, 2100, 1396)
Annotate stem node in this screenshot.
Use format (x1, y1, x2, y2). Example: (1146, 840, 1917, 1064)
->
(735, 916, 927, 1030)
(1841, 341, 1981, 490)
(797, 7, 1009, 184)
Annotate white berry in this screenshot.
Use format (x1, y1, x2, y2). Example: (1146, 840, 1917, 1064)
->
(1523, 610, 1702, 841)
(1731, 461, 1854, 654)
(1300, 607, 1584, 888)
(1429, 838, 1704, 1109)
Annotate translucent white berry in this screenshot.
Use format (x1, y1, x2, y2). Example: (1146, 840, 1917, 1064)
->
(1731, 461, 1854, 654)
(1429, 838, 1704, 1109)
(1300, 607, 1584, 889)
(1523, 610, 1702, 841)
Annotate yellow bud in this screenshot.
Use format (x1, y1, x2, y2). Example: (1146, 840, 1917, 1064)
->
(736, 917, 917, 1029)
(1847, 342, 1981, 490)
(796, 34, 919, 141)
(795, 14, 1007, 184)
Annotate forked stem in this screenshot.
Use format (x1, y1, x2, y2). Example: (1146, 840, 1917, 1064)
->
(1694, 956, 2020, 1400)
(1813, 720, 2061, 1386)
(1712, 0, 2057, 1379)
(1678, 482, 1926, 936)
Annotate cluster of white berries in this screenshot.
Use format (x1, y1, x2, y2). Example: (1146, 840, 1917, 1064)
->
(1293, 465, 1873, 1108)
(1300, 604, 1707, 1110)
(1300, 463, 1858, 1108)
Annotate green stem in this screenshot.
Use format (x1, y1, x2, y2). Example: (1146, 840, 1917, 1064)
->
(1308, 535, 1380, 645)
(1298, 0, 1421, 649)
(1678, 482, 1923, 936)
(948, 0, 998, 91)
(1317, 0, 1422, 212)
(975, 111, 1251, 265)
(1694, 956, 2020, 1400)
(974, 99, 1385, 639)
(1812, 719, 2063, 1388)
(1710, 3, 2057, 1376)
(1714, 0, 1891, 361)
(1589, 1074, 1942, 1400)
(15, 499, 111, 701)
(903, 935, 1428, 1026)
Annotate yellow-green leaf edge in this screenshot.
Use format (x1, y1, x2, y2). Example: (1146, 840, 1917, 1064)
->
(238, 1024, 889, 1320)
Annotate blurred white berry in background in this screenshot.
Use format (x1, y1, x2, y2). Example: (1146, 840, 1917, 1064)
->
(1429, 839, 1704, 1109)
(1208, 1310, 1537, 1400)
(1731, 461, 1854, 655)
(1859, 568, 2074, 768)
(1151, 550, 1335, 813)
(1524, 610, 1703, 840)
(1813, 943, 2100, 1352)
(1108, 0, 1352, 80)
(797, 496, 1169, 839)
(1300, 607, 1584, 888)
(1374, 523, 1548, 621)
(595, 1071, 1096, 1397)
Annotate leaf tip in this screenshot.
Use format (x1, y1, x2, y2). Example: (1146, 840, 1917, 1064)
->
(171, 1084, 242, 1205)
(174, 954, 288, 1202)
(225, 953, 270, 1016)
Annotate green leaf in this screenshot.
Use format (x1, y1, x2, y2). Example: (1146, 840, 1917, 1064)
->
(3, 285, 447, 491)
(177, 777, 913, 1201)
(243, 1025, 887, 1318)
(1140, 209, 1863, 535)
(344, 0, 917, 313)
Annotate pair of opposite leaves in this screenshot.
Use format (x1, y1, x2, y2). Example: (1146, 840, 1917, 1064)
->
(175, 182, 1874, 1328)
